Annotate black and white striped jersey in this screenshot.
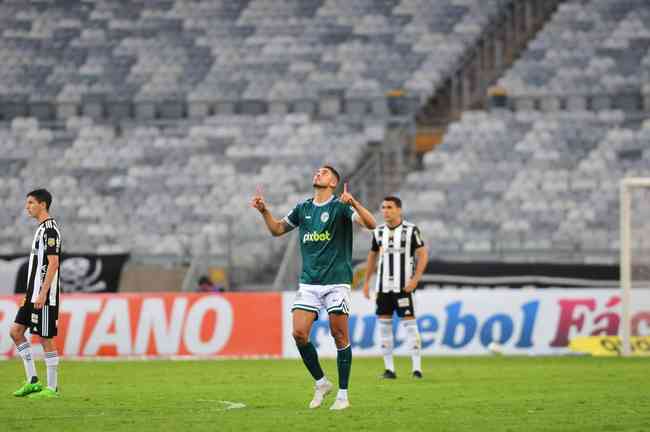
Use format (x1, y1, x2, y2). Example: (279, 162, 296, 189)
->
(26, 218, 61, 306)
(371, 220, 425, 293)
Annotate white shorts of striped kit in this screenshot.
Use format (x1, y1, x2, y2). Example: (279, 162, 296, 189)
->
(291, 284, 351, 315)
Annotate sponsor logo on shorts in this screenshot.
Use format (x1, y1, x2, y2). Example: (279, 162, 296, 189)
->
(398, 297, 411, 308)
(302, 231, 331, 243)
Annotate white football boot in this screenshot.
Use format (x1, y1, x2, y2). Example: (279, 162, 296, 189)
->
(329, 397, 350, 411)
(309, 379, 333, 409)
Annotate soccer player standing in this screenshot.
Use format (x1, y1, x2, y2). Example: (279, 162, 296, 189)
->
(252, 166, 376, 410)
(10, 189, 62, 398)
(362, 196, 428, 379)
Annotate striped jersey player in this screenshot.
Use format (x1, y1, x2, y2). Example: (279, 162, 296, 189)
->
(363, 196, 428, 379)
(10, 189, 62, 398)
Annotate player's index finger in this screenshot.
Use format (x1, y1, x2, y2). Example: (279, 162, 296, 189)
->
(344, 182, 348, 193)
(256, 184, 263, 196)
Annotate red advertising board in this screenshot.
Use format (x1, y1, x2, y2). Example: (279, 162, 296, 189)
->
(0, 293, 282, 358)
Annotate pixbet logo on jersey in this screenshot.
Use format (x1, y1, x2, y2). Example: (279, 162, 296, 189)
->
(302, 231, 331, 243)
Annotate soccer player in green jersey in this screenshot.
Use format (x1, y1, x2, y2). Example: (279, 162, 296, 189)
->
(251, 165, 376, 410)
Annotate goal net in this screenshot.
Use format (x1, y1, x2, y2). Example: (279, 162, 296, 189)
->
(620, 177, 650, 356)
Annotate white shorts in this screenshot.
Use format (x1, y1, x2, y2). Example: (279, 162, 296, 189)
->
(291, 284, 351, 315)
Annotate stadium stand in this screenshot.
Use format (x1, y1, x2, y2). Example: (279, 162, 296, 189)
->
(400, 0, 650, 264)
(0, 0, 515, 120)
(402, 110, 650, 262)
(1, 0, 530, 286)
(11, 0, 627, 289)
(0, 114, 383, 265)
(498, 0, 650, 112)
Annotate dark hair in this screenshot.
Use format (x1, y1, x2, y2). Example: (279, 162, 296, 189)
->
(198, 275, 212, 285)
(383, 196, 402, 208)
(322, 165, 340, 184)
(27, 189, 52, 210)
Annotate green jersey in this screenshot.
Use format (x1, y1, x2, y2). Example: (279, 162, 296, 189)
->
(283, 196, 356, 286)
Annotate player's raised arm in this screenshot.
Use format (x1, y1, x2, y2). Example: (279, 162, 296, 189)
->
(250, 187, 295, 237)
(340, 183, 377, 230)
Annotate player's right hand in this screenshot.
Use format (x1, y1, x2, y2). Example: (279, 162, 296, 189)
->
(362, 282, 371, 299)
(34, 292, 47, 310)
(251, 186, 267, 213)
(250, 195, 266, 213)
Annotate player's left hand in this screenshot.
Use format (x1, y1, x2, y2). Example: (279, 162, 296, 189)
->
(340, 182, 355, 206)
(404, 278, 418, 293)
(34, 292, 47, 310)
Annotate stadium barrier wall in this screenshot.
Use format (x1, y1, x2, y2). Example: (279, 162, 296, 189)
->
(0, 293, 283, 358)
(1, 290, 648, 358)
(349, 260, 619, 291)
(420, 261, 618, 289)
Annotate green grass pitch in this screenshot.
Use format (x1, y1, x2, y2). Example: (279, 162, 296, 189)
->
(1, 357, 649, 431)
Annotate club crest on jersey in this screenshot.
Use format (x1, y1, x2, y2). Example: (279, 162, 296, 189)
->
(302, 230, 331, 243)
(320, 212, 329, 223)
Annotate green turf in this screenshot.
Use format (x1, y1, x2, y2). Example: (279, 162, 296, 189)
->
(1, 357, 649, 431)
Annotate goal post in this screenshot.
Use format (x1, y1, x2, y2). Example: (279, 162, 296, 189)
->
(620, 177, 650, 356)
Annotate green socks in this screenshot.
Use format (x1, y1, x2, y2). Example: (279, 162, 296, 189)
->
(297, 342, 325, 381)
(298, 342, 352, 390)
(337, 345, 352, 390)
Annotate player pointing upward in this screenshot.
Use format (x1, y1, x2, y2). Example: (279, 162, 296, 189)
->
(252, 166, 376, 411)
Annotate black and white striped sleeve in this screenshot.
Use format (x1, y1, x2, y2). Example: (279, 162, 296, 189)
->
(371, 229, 380, 252)
(43, 227, 61, 256)
(410, 226, 424, 253)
